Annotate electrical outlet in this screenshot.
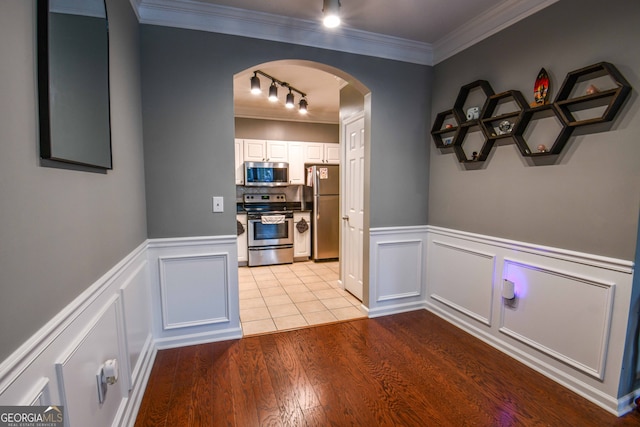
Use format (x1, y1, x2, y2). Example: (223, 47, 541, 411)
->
(212, 197, 224, 213)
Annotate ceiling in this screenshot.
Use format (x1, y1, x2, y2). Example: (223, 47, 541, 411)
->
(134, 0, 558, 124)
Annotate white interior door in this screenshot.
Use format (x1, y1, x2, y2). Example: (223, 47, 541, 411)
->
(343, 114, 365, 300)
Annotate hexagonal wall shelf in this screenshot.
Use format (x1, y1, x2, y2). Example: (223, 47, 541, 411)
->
(480, 90, 529, 141)
(452, 80, 495, 126)
(554, 62, 631, 127)
(430, 109, 458, 148)
(514, 104, 574, 156)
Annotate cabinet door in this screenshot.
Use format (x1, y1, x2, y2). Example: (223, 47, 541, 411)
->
(294, 212, 311, 259)
(324, 143, 341, 164)
(243, 139, 267, 162)
(303, 143, 324, 164)
(287, 142, 305, 185)
(266, 141, 288, 162)
(234, 139, 244, 185)
(237, 214, 248, 263)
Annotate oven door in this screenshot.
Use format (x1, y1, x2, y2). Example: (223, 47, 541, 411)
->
(248, 214, 294, 247)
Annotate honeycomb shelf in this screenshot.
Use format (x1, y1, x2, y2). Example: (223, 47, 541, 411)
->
(554, 62, 631, 127)
(430, 62, 632, 165)
(514, 104, 574, 157)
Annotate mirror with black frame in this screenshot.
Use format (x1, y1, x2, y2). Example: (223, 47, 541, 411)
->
(37, 0, 112, 170)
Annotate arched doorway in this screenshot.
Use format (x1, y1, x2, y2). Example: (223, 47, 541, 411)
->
(233, 60, 370, 335)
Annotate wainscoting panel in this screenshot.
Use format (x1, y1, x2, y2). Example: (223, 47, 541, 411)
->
(55, 296, 126, 427)
(501, 259, 615, 379)
(119, 260, 152, 391)
(367, 227, 429, 317)
(147, 236, 242, 349)
(159, 254, 229, 329)
(428, 240, 496, 326)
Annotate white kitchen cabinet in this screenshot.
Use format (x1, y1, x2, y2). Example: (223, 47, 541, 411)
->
(234, 139, 244, 185)
(324, 144, 340, 164)
(303, 142, 340, 164)
(243, 139, 288, 162)
(237, 214, 248, 265)
(293, 212, 311, 260)
(287, 142, 305, 185)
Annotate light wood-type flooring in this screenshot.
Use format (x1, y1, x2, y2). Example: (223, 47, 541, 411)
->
(134, 310, 640, 426)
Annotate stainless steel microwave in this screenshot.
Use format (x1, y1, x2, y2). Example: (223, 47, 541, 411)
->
(244, 161, 289, 187)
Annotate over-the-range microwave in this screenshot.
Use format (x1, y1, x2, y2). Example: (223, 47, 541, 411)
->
(244, 161, 289, 187)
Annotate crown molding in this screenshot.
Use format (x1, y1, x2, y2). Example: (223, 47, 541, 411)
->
(131, 0, 556, 66)
(432, 0, 560, 64)
(133, 0, 433, 65)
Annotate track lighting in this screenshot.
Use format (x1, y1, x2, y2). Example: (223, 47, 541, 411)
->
(286, 90, 295, 109)
(268, 81, 278, 102)
(299, 98, 308, 114)
(250, 70, 309, 114)
(250, 72, 261, 94)
(323, 0, 341, 28)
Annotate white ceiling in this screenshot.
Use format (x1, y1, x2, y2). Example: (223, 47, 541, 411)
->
(133, 0, 558, 124)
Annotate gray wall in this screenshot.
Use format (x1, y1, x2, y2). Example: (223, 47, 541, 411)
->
(141, 27, 432, 238)
(0, 0, 147, 361)
(429, 0, 640, 260)
(235, 118, 338, 142)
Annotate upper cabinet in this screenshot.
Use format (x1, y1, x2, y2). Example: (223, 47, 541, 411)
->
(234, 139, 244, 185)
(243, 139, 288, 162)
(304, 142, 340, 164)
(287, 142, 305, 185)
(235, 140, 339, 185)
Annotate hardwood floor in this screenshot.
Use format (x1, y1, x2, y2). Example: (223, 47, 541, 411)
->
(135, 310, 640, 426)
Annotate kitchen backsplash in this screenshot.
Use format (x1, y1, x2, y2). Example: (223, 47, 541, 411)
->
(236, 185, 306, 204)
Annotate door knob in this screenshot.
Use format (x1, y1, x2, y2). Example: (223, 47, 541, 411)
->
(342, 215, 350, 220)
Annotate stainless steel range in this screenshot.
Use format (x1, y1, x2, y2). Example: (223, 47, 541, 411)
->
(243, 193, 294, 267)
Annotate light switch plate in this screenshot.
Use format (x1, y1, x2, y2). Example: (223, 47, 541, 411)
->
(213, 197, 224, 212)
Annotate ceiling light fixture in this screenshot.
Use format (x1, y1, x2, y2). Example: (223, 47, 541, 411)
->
(268, 81, 278, 102)
(250, 70, 309, 114)
(299, 98, 308, 114)
(285, 89, 295, 109)
(322, 0, 341, 28)
(250, 72, 261, 94)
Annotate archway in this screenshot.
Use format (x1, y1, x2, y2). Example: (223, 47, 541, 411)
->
(233, 60, 370, 334)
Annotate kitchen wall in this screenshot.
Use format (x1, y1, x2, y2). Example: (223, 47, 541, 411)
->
(235, 118, 338, 143)
(429, 0, 640, 261)
(140, 27, 432, 238)
(0, 0, 147, 362)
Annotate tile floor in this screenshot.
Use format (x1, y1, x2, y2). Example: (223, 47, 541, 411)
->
(239, 261, 365, 336)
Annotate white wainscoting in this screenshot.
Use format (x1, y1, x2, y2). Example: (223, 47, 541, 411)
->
(367, 226, 429, 317)
(425, 226, 636, 416)
(429, 240, 496, 326)
(500, 259, 615, 380)
(55, 296, 126, 427)
(147, 235, 242, 349)
(0, 242, 155, 427)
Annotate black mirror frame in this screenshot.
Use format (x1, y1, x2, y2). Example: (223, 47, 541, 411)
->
(37, 0, 113, 171)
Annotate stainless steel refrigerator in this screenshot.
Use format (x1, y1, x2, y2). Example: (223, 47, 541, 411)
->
(305, 164, 340, 260)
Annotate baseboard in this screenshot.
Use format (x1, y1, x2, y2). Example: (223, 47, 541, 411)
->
(367, 301, 426, 318)
(154, 327, 243, 350)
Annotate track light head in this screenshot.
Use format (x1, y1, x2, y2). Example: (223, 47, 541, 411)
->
(286, 90, 295, 109)
(250, 72, 261, 94)
(299, 98, 308, 114)
(268, 81, 278, 102)
(323, 0, 341, 28)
